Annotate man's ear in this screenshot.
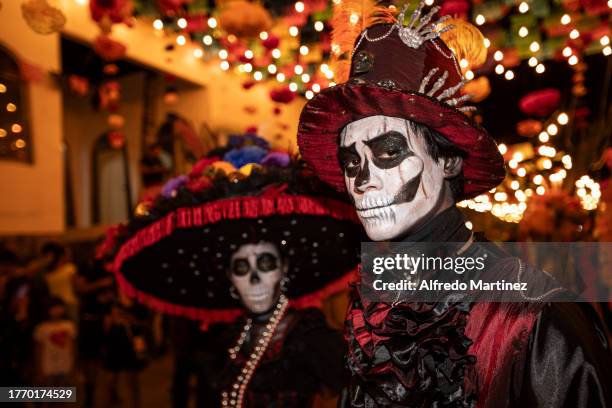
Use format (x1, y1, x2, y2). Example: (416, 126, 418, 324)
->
(443, 156, 463, 178)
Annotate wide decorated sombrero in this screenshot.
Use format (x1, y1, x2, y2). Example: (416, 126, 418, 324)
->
(98, 135, 364, 325)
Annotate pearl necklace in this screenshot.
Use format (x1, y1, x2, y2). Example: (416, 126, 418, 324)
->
(221, 295, 289, 407)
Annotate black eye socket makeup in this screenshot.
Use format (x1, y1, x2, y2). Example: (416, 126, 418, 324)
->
(231, 258, 250, 276)
(256, 253, 278, 272)
(364, 131, 413, 169)
(338, 143, 360, 177)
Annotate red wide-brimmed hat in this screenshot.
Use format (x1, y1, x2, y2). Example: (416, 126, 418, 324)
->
(298, 10, 506, 200)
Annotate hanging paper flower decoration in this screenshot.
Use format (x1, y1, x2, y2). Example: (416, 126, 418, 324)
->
(282, 9, 308, 28)
(270, 86, 296, 104)
(157, 0, 190, 16)
(93, 34, 127, 61)
(21, 0, 66, 35)
(439, 0, 470, 18)
(99, 81, 121, 110)
(516, 119, 543, 137)
(218, 0, 272, 38)
(68, 75, 90, 96)
(462, 76, 490, 102)
(261, 34, 280, 50)
(89, 0, 133, 26)
(519, 89, 561, 117)
(18, 59, 45, 82)
(185, 14, 207, 32)
(107, 131, 125, 149)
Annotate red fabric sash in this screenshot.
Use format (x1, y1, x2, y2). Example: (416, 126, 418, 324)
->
(465, 303, 540, 408)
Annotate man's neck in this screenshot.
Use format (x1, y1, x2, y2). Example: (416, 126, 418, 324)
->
(397, 205, 470, 243)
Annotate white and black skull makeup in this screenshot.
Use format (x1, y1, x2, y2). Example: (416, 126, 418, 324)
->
(339, 116, 462, 241)
(229, 241, 288, 314)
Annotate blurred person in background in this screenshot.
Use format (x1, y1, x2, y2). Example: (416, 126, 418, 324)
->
(96, 294, 149, 408)
(33, 297, 77, 387)
(41, 242, 79, 323)
(74, 258, 116, 407)
(0, 248, 34, 388)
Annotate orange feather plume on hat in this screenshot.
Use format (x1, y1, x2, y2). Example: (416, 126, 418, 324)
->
(330, 0, 396, 83)
(438, 18, 487, 69)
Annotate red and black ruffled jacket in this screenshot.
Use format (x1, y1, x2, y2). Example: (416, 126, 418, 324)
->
(343, 207, 612, 408)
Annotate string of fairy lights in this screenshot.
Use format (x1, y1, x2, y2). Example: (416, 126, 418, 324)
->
(457, 107, 601, 222)
(0, 82, 27, 153)
(147, 0, 608, 221)
(71, 0, 610, 222)
(148, 1, 338, 101)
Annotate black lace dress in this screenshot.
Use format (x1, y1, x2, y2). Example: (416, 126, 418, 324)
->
(201, 307, 348, 407)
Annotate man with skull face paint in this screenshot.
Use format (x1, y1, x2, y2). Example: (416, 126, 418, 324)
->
(298, 2, 611, 407)
(104, 148, 365, 408)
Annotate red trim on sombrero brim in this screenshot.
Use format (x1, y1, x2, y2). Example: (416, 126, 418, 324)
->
(297, 83, 506, 200)
(115, 263, 358, 328)
(112, 194, 360, 325)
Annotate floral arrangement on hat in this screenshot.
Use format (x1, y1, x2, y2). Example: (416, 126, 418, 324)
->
(97, 131, 361, 323)
(97, 131, 338, 264)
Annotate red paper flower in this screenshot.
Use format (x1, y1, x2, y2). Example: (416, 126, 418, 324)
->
(262, 34, 280, 50)
(242, 80, 257, 90)
(93, 34, 127, 61)
(156, 0, 190, 15)
(440, 0, 470, 18)
(68, 75, 89, 96)
(282, 10, 308, 27)
(89, 0, 133, 25)
(519, 89, 561, 117)
(190, 156, 220, 178)
(99, 81, 121, 110)
(304, 0, 327, 13)
(186, 176, 212, 192)
(516, 119, 542, 137)
(269, 86, 296, 104)
(185, 14, 207, 33)
(107, 131, 125, 149)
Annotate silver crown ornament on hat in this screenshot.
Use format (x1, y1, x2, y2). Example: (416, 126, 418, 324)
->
(351, 0, 476, 113)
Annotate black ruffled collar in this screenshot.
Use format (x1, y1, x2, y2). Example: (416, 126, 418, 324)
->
(346, 206, 477, 407)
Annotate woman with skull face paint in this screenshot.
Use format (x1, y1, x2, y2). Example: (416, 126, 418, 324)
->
(297, 2, 611, 408)
(100, 144, 364, 407)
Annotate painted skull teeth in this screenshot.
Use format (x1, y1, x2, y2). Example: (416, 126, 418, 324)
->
(358, 206, 397, 225)
(355, 195, 394, 211)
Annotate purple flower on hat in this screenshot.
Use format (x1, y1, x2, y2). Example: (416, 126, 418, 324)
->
(261, 152, 290, 167)
(161, 175, 188, 198)
(223, 146, 268, 168)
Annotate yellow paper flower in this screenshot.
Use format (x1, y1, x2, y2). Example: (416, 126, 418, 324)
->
(238, 163, 261, 176)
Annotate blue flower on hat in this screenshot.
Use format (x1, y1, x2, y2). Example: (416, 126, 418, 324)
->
(223, 145, 268, 168)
